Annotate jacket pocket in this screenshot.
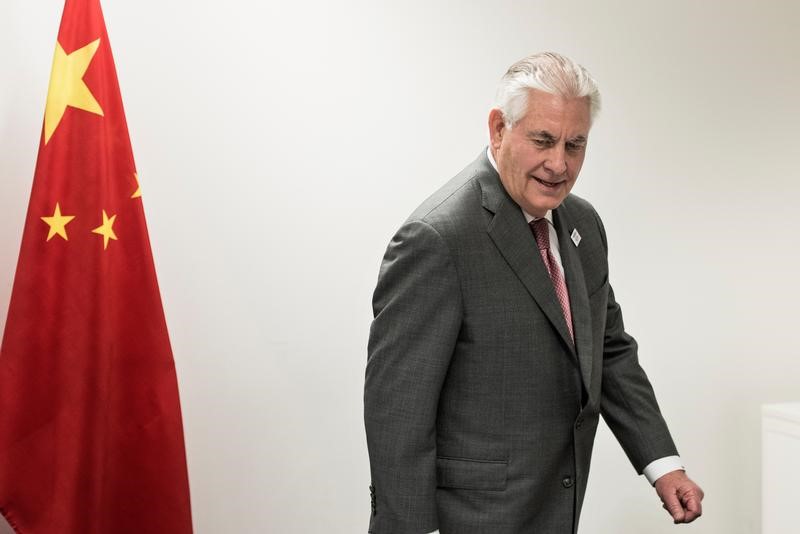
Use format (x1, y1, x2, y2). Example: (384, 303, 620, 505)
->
(436, 456, 507, 491)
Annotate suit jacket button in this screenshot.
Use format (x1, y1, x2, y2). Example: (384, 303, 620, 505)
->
(562, 476, 574, 488)
(575, 417, 583, 429)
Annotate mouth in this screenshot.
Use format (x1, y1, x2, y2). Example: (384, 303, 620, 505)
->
(531, 176, 564, 189)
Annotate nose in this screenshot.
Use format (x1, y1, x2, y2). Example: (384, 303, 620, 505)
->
(544, 147, 567, 176)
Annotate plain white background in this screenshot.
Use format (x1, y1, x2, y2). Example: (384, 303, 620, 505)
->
(1, 1, 799, 532)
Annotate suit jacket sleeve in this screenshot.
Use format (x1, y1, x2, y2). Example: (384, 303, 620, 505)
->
(364, 219, 462, 533)
(593, 211, 679, 473)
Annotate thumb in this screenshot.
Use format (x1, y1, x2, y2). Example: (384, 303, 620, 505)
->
(662, 491, 686, 523)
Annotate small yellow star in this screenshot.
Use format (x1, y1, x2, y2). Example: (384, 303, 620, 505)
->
(44, 38, 104, 144)
(40, 202, 76, 241)
(131, 172, 142, 199)
(91, 209, 118, 250)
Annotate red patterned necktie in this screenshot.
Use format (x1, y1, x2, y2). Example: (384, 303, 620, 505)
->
(530, 218, 574, 341)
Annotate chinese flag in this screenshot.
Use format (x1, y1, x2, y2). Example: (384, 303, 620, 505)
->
(0, 0, 193, 532)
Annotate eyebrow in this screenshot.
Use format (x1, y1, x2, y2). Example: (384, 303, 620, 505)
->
(527, 131, 587, 145)
(567, 135, 587, 145)
(527, 130, 556, 142)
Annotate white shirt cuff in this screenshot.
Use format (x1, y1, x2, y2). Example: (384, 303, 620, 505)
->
(642, 455, 684, 485)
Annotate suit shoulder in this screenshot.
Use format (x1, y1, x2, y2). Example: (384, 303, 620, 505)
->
(409, 167, 480, 222)
(401, 159, 487, 239)
(562, 193, 606, 229)
(562, 192, 599, 218)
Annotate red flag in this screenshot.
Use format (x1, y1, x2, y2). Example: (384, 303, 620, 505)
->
(0, 0, 193, 532)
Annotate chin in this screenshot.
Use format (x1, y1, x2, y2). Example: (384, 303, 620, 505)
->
(524, 199, 563, 216)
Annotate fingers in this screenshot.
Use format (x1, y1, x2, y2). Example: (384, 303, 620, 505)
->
(654, 473, 705, 524)
(679, 487, 703, 523)
(682, 498, 701, 522)
(662, 490, 686, 524)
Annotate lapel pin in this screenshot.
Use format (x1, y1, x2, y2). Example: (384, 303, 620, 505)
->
(570, 229, 581, 247)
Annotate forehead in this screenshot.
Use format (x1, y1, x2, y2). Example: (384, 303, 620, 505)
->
(519, 90, 591, 136)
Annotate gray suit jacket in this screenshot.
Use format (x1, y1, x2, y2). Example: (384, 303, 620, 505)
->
(364, 151, 678, 533)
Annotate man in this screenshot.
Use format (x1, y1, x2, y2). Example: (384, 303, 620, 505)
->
(364, 52, 703, 533)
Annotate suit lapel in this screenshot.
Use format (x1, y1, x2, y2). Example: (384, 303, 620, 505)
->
(477, 161, 577, 357)
(553, 205, 593, 390)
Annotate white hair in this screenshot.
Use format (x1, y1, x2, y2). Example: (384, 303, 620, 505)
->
(494, 52, 601, 127)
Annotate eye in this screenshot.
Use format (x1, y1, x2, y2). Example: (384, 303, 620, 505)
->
(565, 142, 584, 153)
(532, 138, 551, 148)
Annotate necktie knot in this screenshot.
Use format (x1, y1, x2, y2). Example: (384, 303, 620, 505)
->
(530, 218, 550, 251)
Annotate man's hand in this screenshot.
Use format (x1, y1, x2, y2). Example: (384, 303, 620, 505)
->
(654, 470, 704, 524)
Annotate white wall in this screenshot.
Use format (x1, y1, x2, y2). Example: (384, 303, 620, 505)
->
(1, 1, 799, 532)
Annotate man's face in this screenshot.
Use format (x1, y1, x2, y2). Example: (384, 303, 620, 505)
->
(489, 89, 591, 217)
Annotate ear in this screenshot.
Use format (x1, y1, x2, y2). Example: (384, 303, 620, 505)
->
(488, 108, 507, 150)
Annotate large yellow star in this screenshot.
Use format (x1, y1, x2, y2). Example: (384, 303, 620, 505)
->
(91, 210, 118, 250)
(44, 38, 104, 144)
(40, 202, 75, 241)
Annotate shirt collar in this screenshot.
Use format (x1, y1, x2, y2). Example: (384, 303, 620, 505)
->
(486, 146, 553, 225)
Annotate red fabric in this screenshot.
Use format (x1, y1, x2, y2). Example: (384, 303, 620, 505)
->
(530, 219, 574, 341)
(0, 0, 193, 532)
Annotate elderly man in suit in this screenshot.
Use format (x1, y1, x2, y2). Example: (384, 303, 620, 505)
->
(364, 52, 703, 533)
